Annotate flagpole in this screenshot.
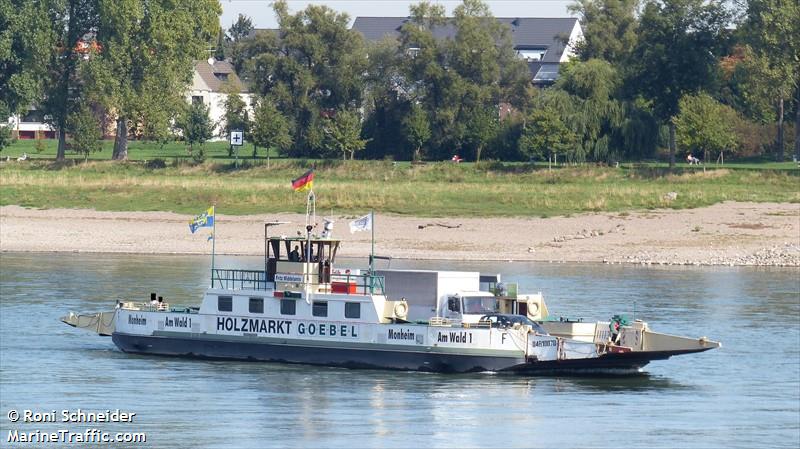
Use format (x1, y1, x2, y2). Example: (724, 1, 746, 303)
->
(370, 210, 375, 273)
(370, 210, 375, 293)
(211, 205, 216, 287)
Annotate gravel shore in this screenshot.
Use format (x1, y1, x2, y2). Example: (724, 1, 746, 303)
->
(1, 202, 798, 266)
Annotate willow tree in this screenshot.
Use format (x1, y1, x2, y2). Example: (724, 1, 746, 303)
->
(552, 59, 624, 162)
(87, 0, 219, 160)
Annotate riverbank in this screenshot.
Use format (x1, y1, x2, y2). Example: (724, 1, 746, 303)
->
(2, 161, 798, 218)
(1, 202, 798, 266)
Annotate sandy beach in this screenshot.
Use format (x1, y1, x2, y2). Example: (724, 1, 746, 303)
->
(1, 202, 798, 266)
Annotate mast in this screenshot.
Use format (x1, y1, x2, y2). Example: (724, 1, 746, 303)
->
(210, 205, 216, 286)
(305, 189, 315, 303)
(370, 210, 375, 277)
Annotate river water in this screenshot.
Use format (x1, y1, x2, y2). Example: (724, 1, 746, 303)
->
(0, 252, 798, 448)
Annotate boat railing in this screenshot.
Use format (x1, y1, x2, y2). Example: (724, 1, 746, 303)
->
(330, 273, 385, 295)
(120, 303, 200, 314)
(429, 317, 452, 327)
(212, 269, 271, 291)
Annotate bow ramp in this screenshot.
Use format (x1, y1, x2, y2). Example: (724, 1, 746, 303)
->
(61, 310, 117, 336)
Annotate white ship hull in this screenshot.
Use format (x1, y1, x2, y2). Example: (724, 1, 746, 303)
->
(62, 223, 720, 375)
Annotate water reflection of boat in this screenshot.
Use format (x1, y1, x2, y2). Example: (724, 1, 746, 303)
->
(61, 220, 719, 374)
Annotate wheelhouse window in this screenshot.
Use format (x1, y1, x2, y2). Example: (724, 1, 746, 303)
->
(218, 296, 232, 312)
(312, 301, 328, 317)
(344, 302, 361, 319)
(447, 296, 461, 313)
(462, 296, 500, 314)
(280, 299, 296, 315)
(249, 297, 264, 314)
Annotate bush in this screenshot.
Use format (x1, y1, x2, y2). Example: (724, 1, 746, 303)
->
(67, 107, 102, 160)
(675, 93, 738, 162)
(191, 146, 206, 164)
(734, 119, 774, 157)
(145, 158, 167, 169)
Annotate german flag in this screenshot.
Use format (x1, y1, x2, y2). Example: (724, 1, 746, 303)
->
(291, 169, 314, 191)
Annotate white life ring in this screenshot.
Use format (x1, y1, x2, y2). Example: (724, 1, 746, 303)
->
(528, 302, 539, 315)
(393, 301, 408, 318)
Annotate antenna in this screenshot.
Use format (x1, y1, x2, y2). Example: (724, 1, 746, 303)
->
(305, 190, 316, 229)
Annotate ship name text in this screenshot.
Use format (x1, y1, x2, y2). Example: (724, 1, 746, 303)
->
(437, 331, 473, 344)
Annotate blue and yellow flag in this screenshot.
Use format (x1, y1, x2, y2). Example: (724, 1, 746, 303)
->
(189, 206, 215, 234)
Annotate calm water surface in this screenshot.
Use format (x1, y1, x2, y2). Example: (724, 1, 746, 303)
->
(1, 253, 798, 448)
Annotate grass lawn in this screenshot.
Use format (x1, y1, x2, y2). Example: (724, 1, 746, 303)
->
(1, 155, 797, 217)
(1, 139, 274, 162)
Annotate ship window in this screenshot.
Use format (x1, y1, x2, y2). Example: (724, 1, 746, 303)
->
(344, 302, 361, 319)
(218, 296, 233, 312)
(280, 299, 296, 315)
(447, 296, 460, 313)
(462, 296, 500, 314)
(312, 301, 328, 317)
(249, 297, 264, 314)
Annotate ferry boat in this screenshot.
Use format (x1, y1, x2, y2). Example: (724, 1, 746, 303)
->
(61, 220, 720, 374)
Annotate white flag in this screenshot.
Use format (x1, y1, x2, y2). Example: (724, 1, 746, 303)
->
(349, 214, 372, 233)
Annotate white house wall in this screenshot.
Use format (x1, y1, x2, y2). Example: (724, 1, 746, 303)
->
(561, 20, 584, 62)
(185, 90, 254, 141)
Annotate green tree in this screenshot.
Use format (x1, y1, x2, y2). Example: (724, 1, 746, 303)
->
(223, 13, 254, 67)
(674, 92, 739, 163)
(518, 108, 577, 167)
(741, 0, 800, 161)
(66, 105, 102, 161)
(251, 97, 293, 157)
(228, 14, 254, 43)
(361, 37, 410, 160)
(463, 104, 498, 162)
(403, 104, 431, 161)
(394, 0, 529, 160)
(36, 0, 99, 161)
(221, 83, 250, 143)
(0, 107, 11, 150)
(0, 0, 58, 150)
(629, 0, 730, 168)
(176, 101, 213, 152)
(723, 46, 777, 125)
(568, 0, 638, 64)
(323, 109, 368, 160)
(243, 1, 367, 157)
(213, 29, 226, 61)
(87, 0, 219, 160)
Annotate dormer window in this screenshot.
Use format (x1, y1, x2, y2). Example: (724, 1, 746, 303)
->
(405, 47, 420, 58)
(214, 73, 229, 81)
(517, 48, 547, 62)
